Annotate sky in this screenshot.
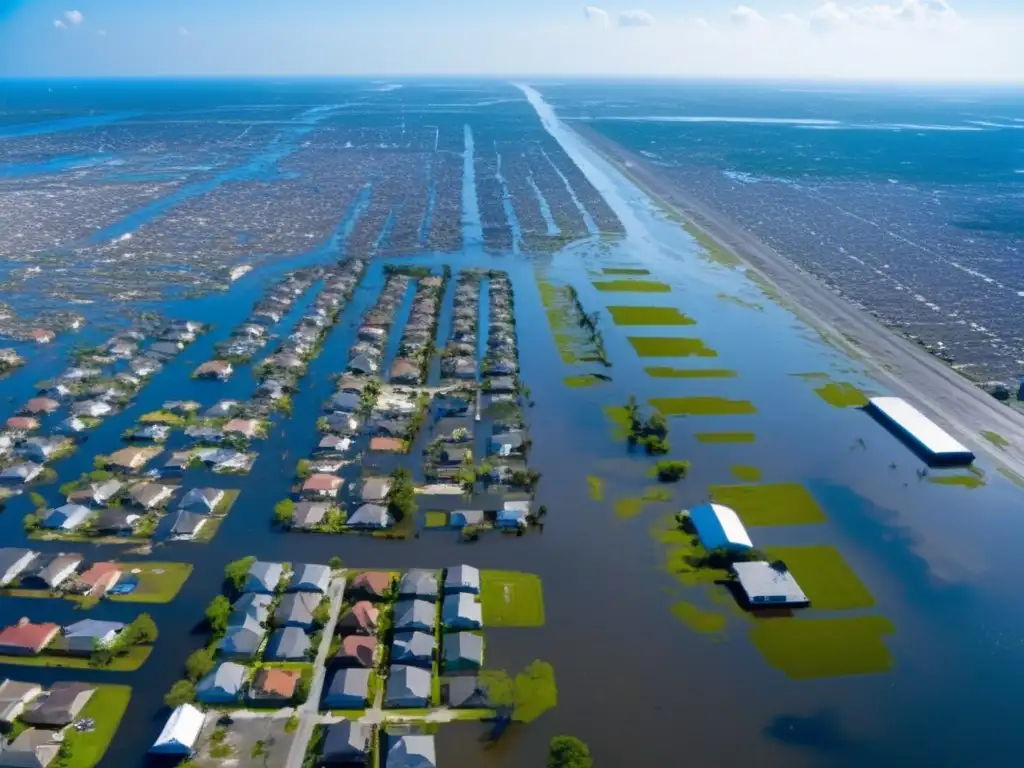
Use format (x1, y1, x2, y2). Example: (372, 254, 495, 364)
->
(0, 0, 1021, 82)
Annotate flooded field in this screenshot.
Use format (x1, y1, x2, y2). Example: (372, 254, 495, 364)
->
(0, 79, 1022, 768)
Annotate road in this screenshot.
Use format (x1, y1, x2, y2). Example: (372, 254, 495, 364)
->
(284, 575, 346, 767)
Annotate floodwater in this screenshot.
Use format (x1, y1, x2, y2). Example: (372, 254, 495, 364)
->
(0, 81, 1022, 768)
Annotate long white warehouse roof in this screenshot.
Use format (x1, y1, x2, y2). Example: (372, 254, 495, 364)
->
(868, 396, 973, 461)
(150, 704, 205, 754)
(689, 503, 753, 551)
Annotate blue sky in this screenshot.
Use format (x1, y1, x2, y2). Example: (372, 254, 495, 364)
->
(0, 0, 1021, 81)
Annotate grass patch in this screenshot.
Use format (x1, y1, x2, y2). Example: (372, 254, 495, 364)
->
(61, 684, 131, 768)
(602, 267, 650, 275)
(613, 498, 645, 519)
(607, 306, 695, 326)
(670, 601, 727, 634)
(563, 375, 605, 388)
(731, 465, 762, 482)
(586, 475, 604, 501)
(981, 430, 1011, 449)
(629, 337, 717, 358)
(998, 467, 1024, 488)
(683, 222, 744, 269)
(0, 646, 151, 671)
(138, 410, 187, 427)
(650, 397, 757, 417)
(928, 475, 985, 489)
(592, 280, 671, 293)
(763, 546, 875, 610)
(708, 483, 826, 526)
(695, 432, 756, 443)
(424, 511, 448, 528)
(650, 514, 729, 587)
(603, 405, 631, 440)
(814, 382, 869, 408)
(749, 616, 895, 680)
(481, 571, 545, 627)
(109, 562, 193, 603)
(642, 487, 672, 502)
(645, 367, 737, 379)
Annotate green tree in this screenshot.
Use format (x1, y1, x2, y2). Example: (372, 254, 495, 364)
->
(295, 459, 311, 479)
(125, 613, 158, 644)
(224, 556, 256, 591)
(164, 680, 196, 708)
(386, 467, 417, 522)
(273, 499, 295, 526)
(548, 736, 593, 768)
(29, 492, 46, 511)
(328, 556, 342, 570)
(185, 647, 216, 682)
(205, 594, 232, 633)
(22, 513, 40, 533)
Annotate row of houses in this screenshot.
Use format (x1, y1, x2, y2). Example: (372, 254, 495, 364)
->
(440, 271, 481, 382)
(0, 679, 97, 767)
(0, 548, 122, 595)
(0, 616, 135, 657)
(347, 271, 410, 377)
(388, 272, 445, 385)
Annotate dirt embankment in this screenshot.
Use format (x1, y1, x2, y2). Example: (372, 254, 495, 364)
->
(571, 121, 1024, 478)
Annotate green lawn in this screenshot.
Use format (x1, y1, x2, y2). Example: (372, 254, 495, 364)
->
(62, 684, 132, 768)
(650, 397, 757, 416)
(763, 545, 875, 610)
(592, 279, 671, 293)
(481, 571, 545, 627)
(730, 465, 762, 482)
(928, 474, 985, 489)
(613, 498, 645, 519)
(645, 367, 737, 378)
(708, 483, 827, 526)
(108, 562, 193, 603)
(563, 374, 605, 388)
(214, 489, 242, 515)
(814, 382, 869, 408)
(982, 430, 1011, 449)
(0, 646, 151, 671)
(138, 410, 187, 427)
(650, 514, 730, 587)
(607, 306, 695, 326)
(424, 511, 448, 528)
(695, 431, 756, 443)
(670, 601, 727, 634)
(749, 616, 895, 680)
(602, 267, 650, 275)
(628, 337, 718, 357)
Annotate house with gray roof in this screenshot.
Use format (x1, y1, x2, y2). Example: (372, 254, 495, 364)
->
(229, 594, 272, 627)
(41, 504, 94, 532)
(446, 676, 489, 708)
(288, 563, 331, 594)
(360, 477, 391, 503)
(0, 680, 42, 722)
(443, 565, 480, 594)
(384, 665, 431, 709)
(0, 548, 38, 587)
(243, 561, 284, 594)
(322, 668, 371, 709)
(93, 509, 139, 536)
(0, 462, 43, 486)
(442, 593, 483, 631)
(196, 662, 247, 704)
(129, 483, 174, 510)
(265, 628, 310, 661)
(62, 620, 124, 654)
(21, 682, 94, 727)
(20, 554, 82, 590)
(393, 600, 435, 633)
(68, 479, 122, 507)
(320, 721, 372, 765)
(169, 510, 208, 540)
(217, 616, 265, 660)
(346, 504, 394, 529)
(386, 734, 437, 768)
(291, 502, 329, 529)
(391, 631, 435, 669)
(0, 727, 62, 766)
(178, 488, 225, 514)
(443, 632, 484, 672)
(273, 592, 320, 630)
(398, 570, 438, 601)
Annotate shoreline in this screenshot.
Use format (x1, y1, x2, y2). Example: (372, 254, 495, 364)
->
(569, 120, 1024, 479)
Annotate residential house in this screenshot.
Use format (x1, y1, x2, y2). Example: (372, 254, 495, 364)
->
(450, 509, 485, 528)
(256, 379, 286, 401)
(265, 628, 311, 661)
(20, 682, 93, 727)
(71, 562, 122, 596)
(28, 330, 55, 344)
(107, 446, 159, 472)
(0, 728, 61, 767)
(203, 400, 238, 419)
(56, 416, 88, 435)
(317, 435, 350, 454)
(20, 554, 82, 590)
(0, 462, 42, 486)
(217, 617, 265, 660)
(320, 722, 372, 766)
(496, 500, 530, 529)
(67, 479, 122, 507)
(384, 666, 431, 709)
(443, 632, 484, 672)
(322, 412, 359, 434)
(21, 398, 59, 416)
(247, 668, 300, 705)
(346, 504, 394, 530)
(129, 483, 174, 510)
(150, 704, 205, 755)
(62, 619, 124, 654)
(273, 593, 320, 631)
(488, 430, 524, 457)
(322, 669, 371, 709)
(485, 376, 516, 394)
(130, 358, 161, 377)
(439, 446, 469, 466)
(390, 358, 420, 385)
(0, 680, 42, 723)
(130, 424, 170, 443)
(369, 437, 405, 454)
(5, 416, 38, 432)
(0, 620, 59, 656)
(336, 602, 379, 636)
(229, 594, 272, 627)
(334, 635, 377, 669)
(443, 565, 481, 595)
(92, 509, 139, 537)
(16, 437, 66, 464)
(148, 341, 183, 359)
(70, 399, 113, 418)
(399, 570, 439, 601)
(386, 734, 438, 767)
(393, 600, 435, 633)
(223, 418, 260, 440)
(348, 353, 377, 375)
(291, 501, 329, 529)
(442, 594, 483, 631)
(360, 477, 391, 504)
(196, 662, 247, 704)
(41, 504, 94, 531)
(288, 563, 331, 594)
(391, 631, 435, 669)
(178, 488, 225, 515)
(446, 676, 489, 708)
(169, 510, 208, 540)
(243, 561, 284, 594)
(349, 571, 393, 602)
(302, 474, 343, 499)
(185, 426, 223, 445)
(368, 418, 409, 439)
(327, 391, 361, 413)
(0, 549, 38, 587)
(193, 360, 233, 380)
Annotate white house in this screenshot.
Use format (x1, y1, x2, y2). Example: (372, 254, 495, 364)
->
(687, 503, 753, 552)
(150, 704, 205, 755)
(732, 561, 809, 607)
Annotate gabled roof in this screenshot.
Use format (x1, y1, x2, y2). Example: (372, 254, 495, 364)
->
(387, 734, 436, 768)
(265, 627, 310, 661)
(334, 635, 377, 667)
(196, 662, 246, 700)
(322, 722, 372, 761)
(443, 565, 480, 593)
(392, 631, 435, 666)
(250, 668, 299, 699)
(150, 704, 205, 754)
(384, 665, 431, 707)
(446, 676, 489, 708)
(393, 600, 435, 632)
(64, 619, 124, 640)
(442, 594, 483, 630)
(274, 592, 319, 627)
(288, 563, 331, 593)
(350, 571, 393, 598)
(243, 561, 284, 593)
(323, 668, 371, 708)
(443, 631, 484, 667)
(399, 569, 439, 599)
(360, 477, 391, 502)
(178, 487, 224, 513)
(292, 501, 329, 527)
(41, 504, 93, 531)
(230, 593, 272, 626)
(347, 504, 394, 529)
(217, 619, 265, 657)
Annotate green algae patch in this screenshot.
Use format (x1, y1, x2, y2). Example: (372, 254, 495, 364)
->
(564, 374, 605, 388)
(642, 487, 672, 502)
(651, 397, 757, 417)
(629, 337, 717, 357)
(716, 293, 763, 311)
(614, 497, 645, 520)
(425, 511, 448, 528)
(928, 475, 985, 490)
(709, 483, 826, 526)
(593, 279, 671, 293)
(981, 430, 1011, 449)
(749, 616, 895, 680)
(671, 601, 727, 634)
(587, 475, 604, 502)
(603, 405, 631, 439)
(998, 467, 1024, 488)
(607, 306, 695, 326)
(645, 367, 737, 379)
(481, 571, 545, 627)
(683, 222, 744, 269)
(763, 546, 875, 610)
(814, 382, 869, 408)
(696, 432, 756, 444)
(603, 267, 650, 275)
(731, 465, 762, 482)
(650, 514, 730, 587)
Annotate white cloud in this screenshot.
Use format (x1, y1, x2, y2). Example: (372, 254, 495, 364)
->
(810, 2, 850, 31)
(730, 5, 766, 26)
(52, 19, 66, 29)
(810, 0, 960, 33)
(618, 9, 656, 28)
(64, 10, 84, 25)
(583, 6, 610, 27)
(178, 26, 191, 36)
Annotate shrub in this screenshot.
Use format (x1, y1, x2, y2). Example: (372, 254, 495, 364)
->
(386, 467, 417, 522)
(185, 647, 216, 682)
(641, 435, 670, 455)
(655, 460, 690, 482)
(22, 513, 40, 533)
(205, 595, 232, 634)
(295, 459, 311, 479)
(274, 499, 295, 526)
(224, 556, 256, 591)
(328, 556, 342, 570)
(124, 613, 158, 644)
(548, 736, 593, 768)
(29, 492, 46, 511)
(164, 680, 196, 708)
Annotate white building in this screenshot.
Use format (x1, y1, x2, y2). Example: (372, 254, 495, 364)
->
(687, 503, 753, 552)
(732, 561, 809, 607)
(150, 703, 206, 755)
